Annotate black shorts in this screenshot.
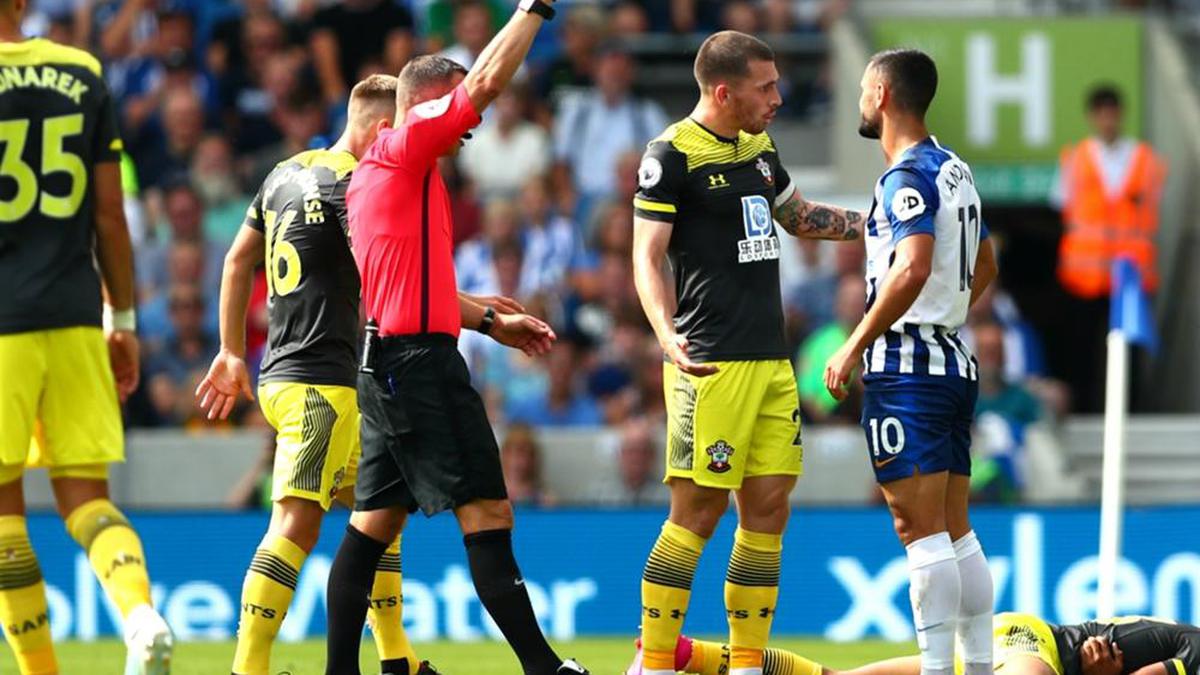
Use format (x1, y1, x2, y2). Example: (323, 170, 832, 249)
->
(354, 334, 507, 515)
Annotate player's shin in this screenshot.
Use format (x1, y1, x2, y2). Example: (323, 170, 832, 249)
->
(232, 534, 307, 675)
(641, 521, 708, 674)
(953, 531, 993, 673)
(0, 516, 57, 675)
(368, 535, 419, 675)
(724, 528, 782, 675)
(906, 532, 961, 675)
(64, 499, 152, 617)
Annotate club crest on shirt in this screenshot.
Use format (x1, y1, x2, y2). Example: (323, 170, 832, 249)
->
(706, 440, 735, 473)
(756, 157, 774, 185)
(329, 467, 346, 499)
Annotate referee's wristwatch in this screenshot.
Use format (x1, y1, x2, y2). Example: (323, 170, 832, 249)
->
(478, 306, 497, 335)
(518, 0, 555, 20)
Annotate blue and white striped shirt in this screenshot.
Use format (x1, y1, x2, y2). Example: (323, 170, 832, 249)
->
(862, 137, 989, 381)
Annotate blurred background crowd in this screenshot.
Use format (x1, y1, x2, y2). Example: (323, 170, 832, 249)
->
(16, 0, 1108, 508)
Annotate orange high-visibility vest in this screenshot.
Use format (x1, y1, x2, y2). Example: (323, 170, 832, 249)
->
(1058, 138, 1166, 299)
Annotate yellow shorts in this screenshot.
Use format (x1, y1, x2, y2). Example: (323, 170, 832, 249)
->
(258, 382, 360, 510)
(663, 359, 803, 489)
(957, 612, 1063, 675)
(0, 327, 123, 482)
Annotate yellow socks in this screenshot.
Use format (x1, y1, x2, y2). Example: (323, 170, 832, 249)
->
(641, 520, 708, 673)
(685, 640, 823, 675)
(0, 516, 56, 675)
(725, 528, 783, 673)
(368, 536, 418, 674)
(232, 534, 307, 675)
(64, 499, 151, 617)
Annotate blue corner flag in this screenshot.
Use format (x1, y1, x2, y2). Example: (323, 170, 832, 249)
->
(1110, 257, 1158, 353)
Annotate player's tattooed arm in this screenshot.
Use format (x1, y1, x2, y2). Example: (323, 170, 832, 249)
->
(774, 191, 865, 241)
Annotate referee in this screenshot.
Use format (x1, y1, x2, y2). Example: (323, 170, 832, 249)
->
(322, 2, 588, 675)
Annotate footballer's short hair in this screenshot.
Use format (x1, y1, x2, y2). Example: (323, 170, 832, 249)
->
(348, 73, 399, 126)
(694, 30, 776, 88)
(869, 48, 939, 117)
(396, 55, 468, 109)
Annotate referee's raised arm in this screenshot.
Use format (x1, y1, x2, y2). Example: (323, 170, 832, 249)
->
(462, 0, 557, 113)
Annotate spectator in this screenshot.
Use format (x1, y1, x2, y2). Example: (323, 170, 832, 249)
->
(785, 238, 863, 341)
(309, 0, 414, 105)
(535, 4, 603, 104)
(668, 0, 724, 34)
(609, 1, 650, 38)
(456, 199, 523, 299)
(142, 283, 219, 426)
(137, 182, 226, 307)
(420, 0, 508, 54)
(588, 419, 669, 506)
(720, 0, 760, 34)
(219, 10, 291, 155)
(133, 85, 206, 190)
(795, 275, 866, 423)
(552, 42, 666, 213)
(247, 88, 329, 187)
(120, 7, 215, 135)
(500, 425, 557, 508)
(458, 85, 551, 202)
(1050, 84, 1166, 412)
(191, 134, 251, 244)
(434, 0, 495, 72)
(972, 322, 1042, 503)
(763, 0, 796, 34)
(507, 340, 604, 427)
(518, 177, 576, 298)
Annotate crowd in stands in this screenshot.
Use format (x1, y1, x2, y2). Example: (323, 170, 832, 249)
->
(22, 0, 1060, 506)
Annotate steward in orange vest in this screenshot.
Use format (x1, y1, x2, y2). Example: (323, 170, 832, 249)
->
(1057, 88, 1166, 300)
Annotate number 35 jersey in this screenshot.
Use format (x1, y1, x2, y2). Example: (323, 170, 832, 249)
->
(0, 39, 122, 334)
(862, 136, 990, 381)
(246, 149, 361, 387)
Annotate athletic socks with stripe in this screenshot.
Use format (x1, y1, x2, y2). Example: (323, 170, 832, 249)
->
(0, 515, 57, 675)
(640, 520, 708, 675)
(725, 528, 784, 675)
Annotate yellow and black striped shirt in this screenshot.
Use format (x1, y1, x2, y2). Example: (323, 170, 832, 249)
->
(0, 38, 123, 334)
(633, 118, 795, 362)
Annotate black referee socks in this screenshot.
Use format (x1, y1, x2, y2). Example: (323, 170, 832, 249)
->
(326, 524, 389, 675)
(464, 529, 562, 675)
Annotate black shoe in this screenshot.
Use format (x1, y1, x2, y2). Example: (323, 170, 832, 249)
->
(557, 659, 588, 675)
(415, 662, 443, 675)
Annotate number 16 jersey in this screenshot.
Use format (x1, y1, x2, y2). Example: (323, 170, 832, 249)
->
(862, 136, 990, 381)
(0, 39, 122, 334)
(245, 149, 361, 387)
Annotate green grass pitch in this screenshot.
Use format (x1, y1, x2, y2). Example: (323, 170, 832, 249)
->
(2, 638, 916, 674)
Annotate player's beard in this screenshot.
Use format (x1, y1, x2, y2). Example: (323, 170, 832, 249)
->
(858, 109, 882, 139)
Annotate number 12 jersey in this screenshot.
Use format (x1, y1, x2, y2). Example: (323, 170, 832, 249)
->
(862, 136, 990, 381)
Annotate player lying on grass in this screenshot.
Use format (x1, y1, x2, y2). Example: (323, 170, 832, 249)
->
(665, 613, 1200, 675)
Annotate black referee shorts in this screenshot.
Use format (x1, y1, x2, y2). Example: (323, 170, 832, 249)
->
(354, 334, 507, 515)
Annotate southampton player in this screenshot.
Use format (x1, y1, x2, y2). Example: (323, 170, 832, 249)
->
(0, 3, 174, 674)
(628, 31, 867, 675)
(194, 76, 431, 675)
(670, 614, 1200, 675)
(819, 50, 1001, 675)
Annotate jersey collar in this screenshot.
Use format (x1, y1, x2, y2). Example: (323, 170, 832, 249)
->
(687, 117, 739, 145)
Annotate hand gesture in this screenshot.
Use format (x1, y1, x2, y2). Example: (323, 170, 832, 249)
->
(823, 341, 862, 400)
(491, 313, 556, 357)
(107, 330, 141, 403)
(1080, 637, 1123, 675)
(195, 348, 255, 420)
(663, 333, 718, 377)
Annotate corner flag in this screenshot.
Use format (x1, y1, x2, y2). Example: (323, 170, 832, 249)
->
(1109, 256, 1158, 352)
